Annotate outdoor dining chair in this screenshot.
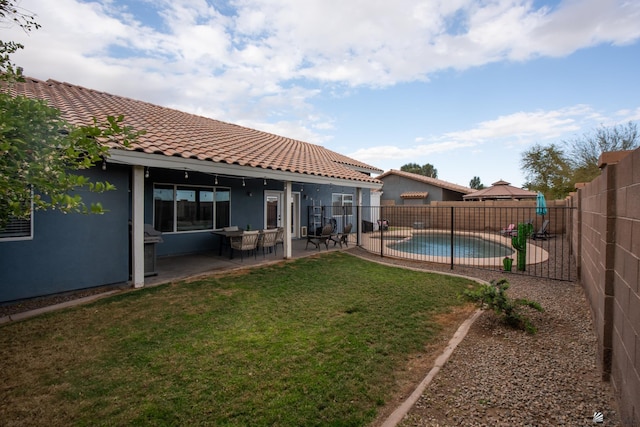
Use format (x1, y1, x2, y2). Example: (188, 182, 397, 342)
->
(229, 230, 260, 260)
(335, 223, 353, 247)
(257, 228, 278, 257)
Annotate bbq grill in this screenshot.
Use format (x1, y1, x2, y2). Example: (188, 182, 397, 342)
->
(144, 224, 163, 276)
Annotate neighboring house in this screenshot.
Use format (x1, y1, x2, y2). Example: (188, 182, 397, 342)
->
(0, 77, 382, 303)
(377, 170, 472, 205)
(463, 179, 537, 201)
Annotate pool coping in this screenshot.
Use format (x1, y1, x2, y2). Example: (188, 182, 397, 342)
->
(360, 228, 549, 267)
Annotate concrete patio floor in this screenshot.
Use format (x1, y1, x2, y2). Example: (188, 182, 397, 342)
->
(145, 236, 351, 286)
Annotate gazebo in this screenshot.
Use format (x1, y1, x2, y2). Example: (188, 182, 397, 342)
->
(463, 180, 537, 201)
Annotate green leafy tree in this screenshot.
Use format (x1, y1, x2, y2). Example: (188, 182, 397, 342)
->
(400, 162, 438, 178)
(520, 143, 574, 199)
(0, 0, 142, 228)
(469, 176, 484, 189)
(0, 93, 140, 227)
(566, 121, 639, 184)
(0, 0, 40, 82)
(520, 122, 639, 199)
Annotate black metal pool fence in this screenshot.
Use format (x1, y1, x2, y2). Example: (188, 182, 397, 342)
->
(326, 205, 575, 282)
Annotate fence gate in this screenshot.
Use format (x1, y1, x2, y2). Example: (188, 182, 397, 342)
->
(357, 205, 575, 282)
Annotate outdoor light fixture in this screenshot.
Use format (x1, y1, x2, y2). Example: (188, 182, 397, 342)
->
(102, 160, 107, 171)
(184, 170, 189, 179)
(263, 178, 267, 186)
(145, 167, 149, 178)
(242, 178, 246, 187)
(215, 175, 218, 185)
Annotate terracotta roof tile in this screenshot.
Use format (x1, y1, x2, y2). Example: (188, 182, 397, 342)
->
(400, 191, 428, 199)
(8, 77, 382, 185)
(463, 180, 537, 200)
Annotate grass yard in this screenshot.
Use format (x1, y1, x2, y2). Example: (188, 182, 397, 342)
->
(0, 252, 477, 426)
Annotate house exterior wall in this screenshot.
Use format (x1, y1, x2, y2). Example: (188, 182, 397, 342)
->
(145, 169, 264, 257)
(0, 165, 131, 303)
(379, 175, 446, 205)
(569, 147, 640, 426)
(300, 184, 370, 233)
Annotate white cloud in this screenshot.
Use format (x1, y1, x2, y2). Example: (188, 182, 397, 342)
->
(348, 104, 618, 167)
(5, 0, 640, 143)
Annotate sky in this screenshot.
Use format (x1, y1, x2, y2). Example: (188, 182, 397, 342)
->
(4, 0, 640, 188)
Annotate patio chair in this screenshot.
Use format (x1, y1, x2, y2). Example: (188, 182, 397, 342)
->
(500, 223, 516, 236)
(306, 223, 335, 250)
(531, 220, 551, 240)
(334, 223, 353, 247)
(257, 228, 278, 257)
(274, 227, 284, 254)
(377, 219, 389, 230)
(229, 230, 260, 260)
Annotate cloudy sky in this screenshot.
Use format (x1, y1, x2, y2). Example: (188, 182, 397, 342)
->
(5, 0, 640, 187)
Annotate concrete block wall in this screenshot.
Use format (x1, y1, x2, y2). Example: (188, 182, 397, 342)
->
(571, 148, 640, 426)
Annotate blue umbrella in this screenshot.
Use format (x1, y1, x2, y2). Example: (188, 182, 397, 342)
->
(536, 192, 547, 216)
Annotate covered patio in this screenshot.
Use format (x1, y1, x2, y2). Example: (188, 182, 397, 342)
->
(146, 237, 350, 286)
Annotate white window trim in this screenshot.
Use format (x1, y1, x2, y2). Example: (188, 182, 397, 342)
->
(152, 183, 231, 234)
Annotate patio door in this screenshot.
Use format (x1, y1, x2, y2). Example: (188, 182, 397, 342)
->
(265, 191, 282, 229)
(265, 190, 300, 237)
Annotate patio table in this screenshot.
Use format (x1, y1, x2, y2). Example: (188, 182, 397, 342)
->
(211, 229, 243, 258)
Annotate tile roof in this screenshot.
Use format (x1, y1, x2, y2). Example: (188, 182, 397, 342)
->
(8, 78, 382, 185)
(377, 169, 473, 194)
(463, 180, 537, 200)
(400, 192, 428, 199)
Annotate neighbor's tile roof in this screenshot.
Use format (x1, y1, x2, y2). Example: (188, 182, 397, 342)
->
(9, 78, 382, 184)
(463, 180, 537, 200)
(400, 191, 428, 199)
(378, 169, 472, 194)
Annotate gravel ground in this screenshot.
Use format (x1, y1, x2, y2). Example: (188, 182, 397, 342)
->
(352, 246, 621, 426)
(1, 243, 622, 426)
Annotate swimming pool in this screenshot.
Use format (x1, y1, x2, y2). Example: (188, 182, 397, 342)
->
(388, 232, 513, 258)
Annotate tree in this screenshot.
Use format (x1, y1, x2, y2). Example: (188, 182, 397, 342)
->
(0, 0, 40, 82)
(520, 143, 574, 199)
(0, 93, 140, 227)
(469, 176, 484, 190)
(520, 122, 639, 199)
(400, 162, 438, 178)
(0, 0, 141, 228)
(565, 122, 639, 183)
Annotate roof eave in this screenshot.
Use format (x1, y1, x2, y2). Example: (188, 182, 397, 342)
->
(108, 149, 383, 189)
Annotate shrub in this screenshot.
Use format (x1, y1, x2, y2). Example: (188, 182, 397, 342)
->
(463, 279, 544, 334)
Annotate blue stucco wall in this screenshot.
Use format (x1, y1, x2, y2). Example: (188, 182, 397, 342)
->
(0, 164, 375, 302)
(0, 165, 131, 303)
(146, 170, 269, 257)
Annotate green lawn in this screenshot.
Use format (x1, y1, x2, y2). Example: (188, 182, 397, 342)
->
(0, 252, 476, 426)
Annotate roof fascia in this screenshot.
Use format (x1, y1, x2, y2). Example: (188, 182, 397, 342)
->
(108, 149, 382, 190)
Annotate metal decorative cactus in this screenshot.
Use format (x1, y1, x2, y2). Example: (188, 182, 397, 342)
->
(511, 222, 534, 271)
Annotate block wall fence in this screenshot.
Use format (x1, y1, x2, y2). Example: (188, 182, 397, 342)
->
(568, 148, 640, 426)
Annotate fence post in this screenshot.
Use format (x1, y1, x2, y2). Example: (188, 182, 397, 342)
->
(450, 206, 454, 270)
(380, 206, 384, 258)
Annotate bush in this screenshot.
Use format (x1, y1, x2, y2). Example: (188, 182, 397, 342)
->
(462, 279, 544, 334)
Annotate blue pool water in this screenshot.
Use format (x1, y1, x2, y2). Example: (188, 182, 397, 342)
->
(389, 233, 513, 258)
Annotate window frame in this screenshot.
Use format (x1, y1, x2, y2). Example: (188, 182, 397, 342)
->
(153, 183, 231, 233)
(0, 197, 34, 241)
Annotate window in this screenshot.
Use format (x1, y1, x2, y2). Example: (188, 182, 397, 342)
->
(153, 184, 230, 232)
(0, 216, 32, 241)
(332, 193, 353, 216)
